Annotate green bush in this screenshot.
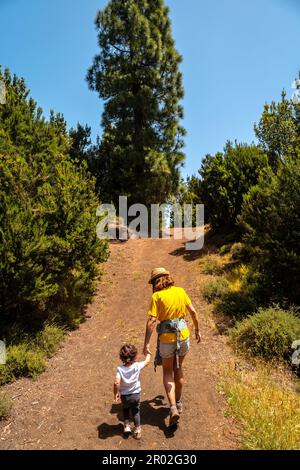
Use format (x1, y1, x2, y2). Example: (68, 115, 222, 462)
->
(199, 142, 269, 230)
(35, 324, 65, 358)
(0, 392, 12, 420)
(0, 365, 13, 386)
(239, 157, 300, 304)
(0, 68, 108, 330)
(202, 278, 229, 303)
(231, 307, 300, 360)
(6, 344, 46, 380)
(215, 291, 257, 318)
(223, 232, 239, 243)
(219, 244, 231, 255)
(200, 255, 223, 275)
(0, 322, 66, 385)
(230, 242, 250, 261)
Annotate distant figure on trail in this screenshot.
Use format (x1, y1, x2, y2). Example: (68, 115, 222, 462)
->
(114, 344, 151, 439)
(143, 268, 201, 427)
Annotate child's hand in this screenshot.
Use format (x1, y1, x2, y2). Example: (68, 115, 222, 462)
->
(114, 393, 121, 403)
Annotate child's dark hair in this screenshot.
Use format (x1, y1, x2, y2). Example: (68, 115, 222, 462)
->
(120, 344, 138, 365)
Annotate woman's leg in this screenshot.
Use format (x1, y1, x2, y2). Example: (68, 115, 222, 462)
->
(174, 355, 185, 403)
(162, 356, 176, 406)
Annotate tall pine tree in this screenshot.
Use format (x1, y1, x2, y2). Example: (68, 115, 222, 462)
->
(87, 0, 185, 207)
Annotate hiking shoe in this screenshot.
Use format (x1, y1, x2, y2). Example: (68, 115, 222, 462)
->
(176, 401, 183, 414)
(169, 407, 180, 427)
(133, 427, 142, 440)
(124, 423, 131, 435)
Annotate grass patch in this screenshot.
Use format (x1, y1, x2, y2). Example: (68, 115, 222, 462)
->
(221, 362, 300, 449)
(0, 391, 12, 420)
(199, 254, 224, 275)
(226, 264, 249, 292)
(202, 278, 230, 303)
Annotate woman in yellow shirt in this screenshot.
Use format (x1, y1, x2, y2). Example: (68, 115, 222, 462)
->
(143, 267, 201, 427)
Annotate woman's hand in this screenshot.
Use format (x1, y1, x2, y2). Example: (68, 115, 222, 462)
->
(143, 344, 151, 356)
(187, 304, 201, 343)
(195, 329, 202, 343)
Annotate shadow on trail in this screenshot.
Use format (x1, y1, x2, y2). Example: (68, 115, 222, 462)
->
(97, 395, 178, 440)
(169, 244, 205, 262)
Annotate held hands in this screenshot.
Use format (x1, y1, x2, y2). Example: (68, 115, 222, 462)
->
(143, 344, 151, 356)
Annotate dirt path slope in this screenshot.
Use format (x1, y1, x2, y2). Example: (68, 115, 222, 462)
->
(0, 236, 237, 450)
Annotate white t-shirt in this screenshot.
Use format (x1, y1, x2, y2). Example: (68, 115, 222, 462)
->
(116, 361, 146, 395)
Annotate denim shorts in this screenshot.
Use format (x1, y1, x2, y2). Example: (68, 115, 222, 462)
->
(159, 337, 190, 359)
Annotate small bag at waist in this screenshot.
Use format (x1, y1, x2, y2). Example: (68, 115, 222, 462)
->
(156, 318, 187, 335)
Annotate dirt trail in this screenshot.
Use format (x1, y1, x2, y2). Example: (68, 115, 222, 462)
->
(0, 236, 237, 450)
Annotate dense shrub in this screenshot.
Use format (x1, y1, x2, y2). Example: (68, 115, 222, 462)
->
(219, 244, 231, 255)
(239, 157, 300, 304)
(202, 278, 229, 303)
(230, 242, 250, 261)
(0, 392, 12, 420)
(0, 323, 65, 385)
(5, 345, 46, 381)
(199, 142, 269, 230)
(35, 324, 65, 358)
(0, 68, 108, 329)
(215, 291, 257, 319)
(231, 307, 300, 360)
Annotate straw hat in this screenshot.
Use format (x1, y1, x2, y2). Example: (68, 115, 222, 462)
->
(148, 267, 170, 284)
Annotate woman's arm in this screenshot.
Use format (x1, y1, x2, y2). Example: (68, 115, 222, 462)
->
(143, 352, 152, 367)
(143, 316, 157, 355)
(187, 303, 201, 343)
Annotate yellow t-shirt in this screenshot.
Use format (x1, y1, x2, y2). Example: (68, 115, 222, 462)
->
(148, 286, 191, 343)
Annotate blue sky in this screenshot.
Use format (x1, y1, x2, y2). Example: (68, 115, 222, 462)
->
(0, 0, 300, 176)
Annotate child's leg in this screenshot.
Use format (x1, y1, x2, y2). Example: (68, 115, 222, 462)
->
(121, 396, 130, 423)
(125, 393, 141, 428)
(130, 394, 141, 438)
(131, 399, 141, 428)
(123, 406, 130, 423)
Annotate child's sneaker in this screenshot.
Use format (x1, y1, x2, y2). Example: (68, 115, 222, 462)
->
(169, 406, 180, 427)
(124, 422, 131, 435)
(133, 426, 142, 440)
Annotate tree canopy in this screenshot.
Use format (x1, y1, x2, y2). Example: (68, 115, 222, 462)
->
(0, 68, 108, 329)
(87, 0, 186, 207)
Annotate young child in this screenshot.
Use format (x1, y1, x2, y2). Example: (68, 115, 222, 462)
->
(114, 343, 151, 439)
